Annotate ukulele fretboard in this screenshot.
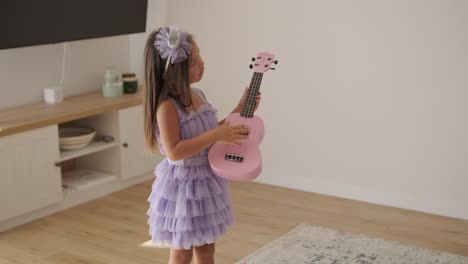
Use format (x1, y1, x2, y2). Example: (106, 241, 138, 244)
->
(240, 72, 263, 118)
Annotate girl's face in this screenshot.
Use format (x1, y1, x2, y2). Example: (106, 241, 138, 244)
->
(188, 41, 205, 84)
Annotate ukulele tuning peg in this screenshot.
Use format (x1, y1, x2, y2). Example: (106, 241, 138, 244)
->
(270, 67, 276, 70)
(251, 57, 256, 62)
(273, 60, 278, 65)
(249, 64, 253, 69)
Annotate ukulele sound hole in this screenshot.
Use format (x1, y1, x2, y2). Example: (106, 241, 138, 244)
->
(225, 154, 244, 163)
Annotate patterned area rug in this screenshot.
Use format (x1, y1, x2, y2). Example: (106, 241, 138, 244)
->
(236, 224, 468, 264)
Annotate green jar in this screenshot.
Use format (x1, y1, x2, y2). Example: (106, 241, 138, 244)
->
(102, 82, 123, 97)
(123, 77, 138, 93)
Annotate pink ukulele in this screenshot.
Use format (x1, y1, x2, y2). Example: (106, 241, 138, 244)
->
(209, 52, 277, 181)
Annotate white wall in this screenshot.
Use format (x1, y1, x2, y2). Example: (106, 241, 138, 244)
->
(129, 0, 169, 81)
(166, 0, 468, 219)
(0, 0, 168, 110)
(0, 36, 130, 110)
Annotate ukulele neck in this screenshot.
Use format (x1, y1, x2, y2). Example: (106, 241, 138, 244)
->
(240, 72, 263, 118)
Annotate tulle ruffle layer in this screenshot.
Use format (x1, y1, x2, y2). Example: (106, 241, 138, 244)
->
(147, 161, 233, 249)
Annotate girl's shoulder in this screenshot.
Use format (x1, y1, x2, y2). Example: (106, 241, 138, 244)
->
(157, 98, 181, 120)
(157, 98, 177, 111)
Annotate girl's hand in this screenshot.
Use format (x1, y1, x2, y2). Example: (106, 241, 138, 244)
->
(214, 121, 249, 145)
(236, 87, 262, 113)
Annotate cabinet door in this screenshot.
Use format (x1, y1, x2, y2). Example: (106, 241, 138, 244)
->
(118, 105, 158, 179)
(0, 125, 62, 221)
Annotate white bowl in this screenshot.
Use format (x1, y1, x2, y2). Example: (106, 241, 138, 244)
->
(59, 127, 96, 150)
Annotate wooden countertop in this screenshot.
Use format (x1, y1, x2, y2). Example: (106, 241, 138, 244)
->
(0, 89, 144, 137)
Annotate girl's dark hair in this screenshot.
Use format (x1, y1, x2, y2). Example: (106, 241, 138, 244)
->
(144, 28, 193, 154)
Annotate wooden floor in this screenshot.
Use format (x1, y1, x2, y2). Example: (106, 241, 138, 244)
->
(0, 179, 467, 264)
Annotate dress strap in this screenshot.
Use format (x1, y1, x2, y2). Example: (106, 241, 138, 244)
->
(165, 89, 207, 119)
(193, 88, 207, 104)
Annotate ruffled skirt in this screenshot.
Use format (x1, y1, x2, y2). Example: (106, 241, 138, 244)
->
(147, 158, 234, 249)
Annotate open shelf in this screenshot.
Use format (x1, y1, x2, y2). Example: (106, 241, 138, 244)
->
(62, 169, 117, 191)
(61, 168, 121, 208)
(59, 139, 117, 162)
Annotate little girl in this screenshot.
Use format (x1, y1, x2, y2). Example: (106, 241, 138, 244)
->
(143, 25, 261, 264)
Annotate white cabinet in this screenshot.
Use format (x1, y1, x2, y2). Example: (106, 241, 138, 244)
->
(118, 105, 157, 179)
(0, 125, 62, 221)
(0, 104, 159, 230)
(0, 90, 161, 231)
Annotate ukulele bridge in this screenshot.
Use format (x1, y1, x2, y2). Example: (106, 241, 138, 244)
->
(225, 154, 244, 163)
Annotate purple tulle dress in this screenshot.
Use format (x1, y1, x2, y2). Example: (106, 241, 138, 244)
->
(147, 88, 234, 250)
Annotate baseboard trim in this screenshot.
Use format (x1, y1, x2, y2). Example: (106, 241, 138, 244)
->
(255, 176, 468, 220)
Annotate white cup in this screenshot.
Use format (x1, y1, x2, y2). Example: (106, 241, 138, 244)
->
(44, 86, 64, 104)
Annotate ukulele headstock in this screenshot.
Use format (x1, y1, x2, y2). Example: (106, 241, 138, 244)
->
(249, 52, 277, 73)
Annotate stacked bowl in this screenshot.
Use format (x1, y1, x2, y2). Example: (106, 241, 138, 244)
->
(59, 127, 96, 150)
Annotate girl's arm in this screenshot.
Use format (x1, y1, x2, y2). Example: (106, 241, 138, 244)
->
(157, 99, 248, 161)
(218, 87, 262, 125)
(218, 106, 241, 125)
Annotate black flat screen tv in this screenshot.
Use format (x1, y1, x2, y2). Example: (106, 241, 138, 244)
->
(1, 0, 148, 50)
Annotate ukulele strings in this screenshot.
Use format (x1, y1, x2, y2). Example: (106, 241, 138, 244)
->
(228, 73, 262, 159)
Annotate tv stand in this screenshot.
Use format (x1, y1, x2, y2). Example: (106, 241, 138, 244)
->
(0, 89, 161, 232)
